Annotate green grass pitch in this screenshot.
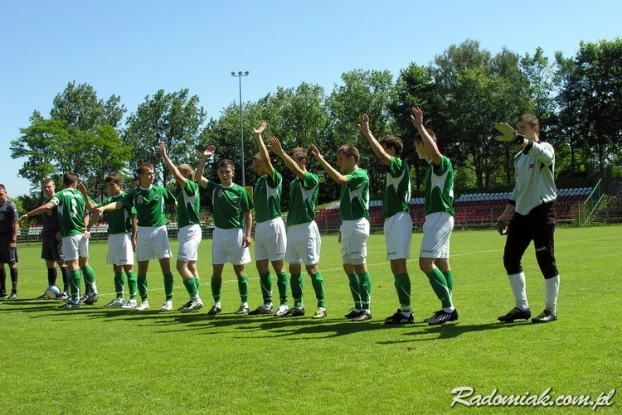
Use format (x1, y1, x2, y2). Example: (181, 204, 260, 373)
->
(1, 226, 620, 414)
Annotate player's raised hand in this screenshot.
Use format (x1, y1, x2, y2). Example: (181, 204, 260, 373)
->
(494, 123, 517, 142)
(253, 122, 267, 136)
(357, 113, 371, 135)
(410, 107, 424, 129)
(158, 141, 168, 157)
(268, 136, 284, 155)
(310, 144, 322, 159)
(203, 145, 216, 157)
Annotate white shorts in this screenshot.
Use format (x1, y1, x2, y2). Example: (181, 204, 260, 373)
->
(106, 233, 134, 266)
(285, 221, 321, 265)
(340, 218, 369, 265)
(62, 234, 89, 261)
(420, 212, 454, 259)
(212, 227, 251, 265)
(384, 211, 412, 260)
(178, 224, 202, 262)
(254, 217, 286, 261)
(136, 225, 172, 262)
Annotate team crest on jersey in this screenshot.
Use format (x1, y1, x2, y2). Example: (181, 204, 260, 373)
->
(0, 213, 4, 221)
(218, 189, 224, 198)
(137, 195, 144, 205)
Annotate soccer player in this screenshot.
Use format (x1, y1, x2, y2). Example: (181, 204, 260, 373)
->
(37, 179, 70, 300)
(269, 136, 326, 319)
(20, 173, 99, 309)
(94, 164, 177, 312)
(358, 114, 414, 324)
(159, 142, 203, 312)
(195, 149, 254, 315)
(411, 107, 458, 325)
(0, 185, 19, 299)
(247, 122, 289, 316)
(495, 114, 561, 324)
(81, 174, 139, 308)
(310, 143, 373, 322)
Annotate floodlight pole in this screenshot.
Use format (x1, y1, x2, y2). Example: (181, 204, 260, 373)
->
(231, 71, 249, 187)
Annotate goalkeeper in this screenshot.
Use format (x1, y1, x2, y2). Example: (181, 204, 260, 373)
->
(494, 114, 560, 324)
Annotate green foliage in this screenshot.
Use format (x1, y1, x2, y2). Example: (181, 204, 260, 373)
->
(124, 89, 207, 186)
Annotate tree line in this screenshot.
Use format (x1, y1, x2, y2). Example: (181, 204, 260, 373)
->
(11, 38, 622, 215)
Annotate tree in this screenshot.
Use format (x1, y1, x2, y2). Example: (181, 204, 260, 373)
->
(11, 82, 130, 197)
(389, 63, 438, 193)
(124, 89, 207, 186)
(325, 69, 395, 196)
(430, 40, 532, 189)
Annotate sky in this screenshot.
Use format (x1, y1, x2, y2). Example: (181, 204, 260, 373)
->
(2, 0, 621, 197)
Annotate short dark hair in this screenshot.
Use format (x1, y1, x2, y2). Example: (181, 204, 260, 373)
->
(63, 172, 78, 186)
(337, 145, 360, 163)
(379, 135, 404, 157)
(217, 159, 235, 170)
(105, 173, 123, 187)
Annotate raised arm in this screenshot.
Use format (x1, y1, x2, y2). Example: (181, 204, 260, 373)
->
(253, 122, 275, 175)
(358, 113, 391, 166)
(77, 183, 99, 212)
(411, 107, 442, 166)
(269, 136, 306, 179)
(159, 142, 187, 187)
(310, 144, 349, 185)
(195, 145, 215, 188)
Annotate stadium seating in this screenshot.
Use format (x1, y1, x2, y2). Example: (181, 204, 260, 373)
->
(313, 187, 593, 231)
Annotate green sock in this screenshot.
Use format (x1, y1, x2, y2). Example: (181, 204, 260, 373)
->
(427, 268, 453, 309)
(237, 274, 249, 303)
(183, 277, 198, 297)
(163, 272, 174, 301)
(259, 272, 273, 304)
(195, 278, 200, 295)
(69, 269, 82, 302)
(290, 273, 303, 308)
(114, 272, 125, 299)
(358, 271, 372, 310)
(126, 271, 138, 300)
(310, 271, 325, 308)
(137, 275, 148, 301)
(443, 270, 454, 292)
(276, 272, 288, 305)
(347, 273, 361, 309)
(394, 272, 411, 309)
(81, 265, 97, 294)
(211, 277, 222, 303)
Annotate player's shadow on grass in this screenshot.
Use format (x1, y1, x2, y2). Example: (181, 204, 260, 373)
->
(378, 321, 535, 343)
(243, 317, 395, 339)
(0, 298, 78, 315)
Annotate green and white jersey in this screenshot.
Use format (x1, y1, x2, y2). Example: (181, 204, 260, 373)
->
(287, 171, 319, 226)
(120, 185, 176, 227)
(177, 180, 201, 228)
(253, 170, 282, 223)
(50, 188, 87, 237)
(383, 156, 411, 218)
(340, 168, 370, 221)
(206, 181, 253, 230)
(100, 192, 136, 235)
(423, 155, 455, 216)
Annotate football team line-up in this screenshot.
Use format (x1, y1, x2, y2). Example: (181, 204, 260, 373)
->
(1, 107, 560, 325)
